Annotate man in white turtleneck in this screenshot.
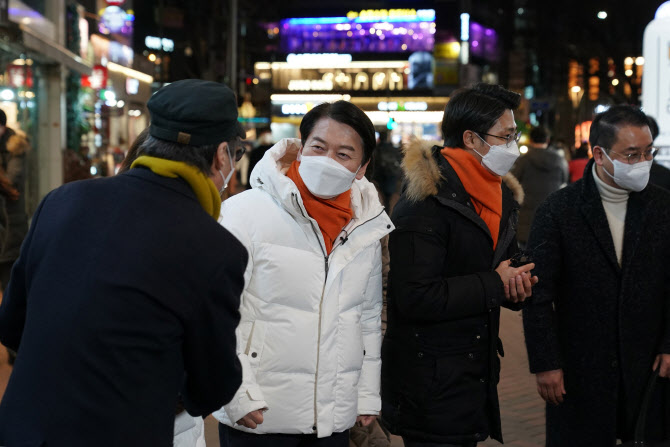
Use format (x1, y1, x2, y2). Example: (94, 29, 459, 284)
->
(522, 105, 670, 446)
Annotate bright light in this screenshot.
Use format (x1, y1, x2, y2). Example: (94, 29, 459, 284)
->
(286, 53, 353, 67)
(635, 56, 645, 65)
(520, 145, 529, 154)
(90, 166, 98, 176)
(625, 69, 633, 76)
(252, 78, 259, 85)
(104, 90, 116, 101)
(107, 62, 154, 84)
(612, 79, 620, 86)
(595, 104, 610, 114)
(460, 13, 470, 41)
(0, 89, 15, 101)
(148, 53, 157, 62)
(571, 86, 582, 93)
(624, 57, 634, 65)
(597, 11, 608, 19)
(117, 100, 125, 108)
(401, 44, 407, 50)
(517, 8, 525, 15)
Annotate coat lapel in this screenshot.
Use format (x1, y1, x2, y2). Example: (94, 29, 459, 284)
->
(620, 191, 649, 273)
(578, 162, 621, 274)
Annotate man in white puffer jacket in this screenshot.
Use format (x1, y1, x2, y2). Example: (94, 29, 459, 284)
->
(214, 101, 394, 446)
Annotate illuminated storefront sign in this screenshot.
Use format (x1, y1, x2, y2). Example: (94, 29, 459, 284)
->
(286, 53, 352, 65)
(82, 65, 108, 90)
(145, 36, 175, 52)
(378, 101, 428, 111)
(278, 10, 435, 54)
(285, 70, 405, 92)
(7, 64, 34, 88)
(281, 103, 309, 115)
(98, 5, 134, 35)
(345, 9, 435, 22)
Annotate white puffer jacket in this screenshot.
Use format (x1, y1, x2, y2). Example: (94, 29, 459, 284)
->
(213, 138, 393, 437)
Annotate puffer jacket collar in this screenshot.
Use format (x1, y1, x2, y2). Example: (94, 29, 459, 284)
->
(249, 138, 393, 256)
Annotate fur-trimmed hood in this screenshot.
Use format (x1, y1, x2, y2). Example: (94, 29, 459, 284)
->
(401, 138, 524, 204)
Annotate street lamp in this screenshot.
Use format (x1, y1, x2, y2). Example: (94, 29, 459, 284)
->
(597, 11, 608, 19)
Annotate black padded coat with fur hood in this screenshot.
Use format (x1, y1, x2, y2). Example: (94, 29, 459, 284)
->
(381, 139, 524, 444)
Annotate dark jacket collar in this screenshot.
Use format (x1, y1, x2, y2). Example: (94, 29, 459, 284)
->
(123, 165, 200, 204)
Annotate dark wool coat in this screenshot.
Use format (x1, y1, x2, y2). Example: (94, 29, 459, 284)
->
(0, 167, 247, 447)
(381, 140, 524, 445)
(523, 159, 670, 446)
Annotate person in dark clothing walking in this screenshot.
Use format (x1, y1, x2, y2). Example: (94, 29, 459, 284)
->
(0, 109, 29, 291)
(0, 80, 248, 447)
(569, 143, 591, 183)
(510, 126, 568, 248)
(381, 83, 538, 447)
(523, 105, 670, 447)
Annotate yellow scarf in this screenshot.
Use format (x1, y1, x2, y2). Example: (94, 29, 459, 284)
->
(131, 156, 221, 219)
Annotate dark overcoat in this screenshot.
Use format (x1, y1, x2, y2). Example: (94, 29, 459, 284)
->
(381, 141, 523, 444)
(0, 167, 247, 446)
(523, 159, 670, 446)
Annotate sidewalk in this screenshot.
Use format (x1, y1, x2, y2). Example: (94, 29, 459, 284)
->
(480, 308, 545, 446)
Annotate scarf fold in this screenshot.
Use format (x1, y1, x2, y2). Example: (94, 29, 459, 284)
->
(441, 148, 503, 248)
(285, 160, 353, 254)
(131, 155, 221, 219)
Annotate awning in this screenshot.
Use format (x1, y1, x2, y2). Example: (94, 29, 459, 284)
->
(20, 25, 92, 75)
(0, 23, 92, 75)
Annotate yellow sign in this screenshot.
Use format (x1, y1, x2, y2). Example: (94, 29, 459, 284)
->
(347, 9, 417, 21)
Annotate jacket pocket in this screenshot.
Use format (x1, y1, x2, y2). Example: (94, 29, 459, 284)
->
(244, 320, 267, 370)
(420, 351, 488, 436)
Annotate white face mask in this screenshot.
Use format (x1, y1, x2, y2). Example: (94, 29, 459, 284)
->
(601, 150, 652, 192)
(218, 145, 236, 197)
(473, 134, 520, 176)
(298, 154, 359, 199)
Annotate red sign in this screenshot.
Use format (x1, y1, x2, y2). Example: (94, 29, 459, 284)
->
(7, 64, 34, 88)
(105, 0, 125, 5)
(81, 65, 108, 90)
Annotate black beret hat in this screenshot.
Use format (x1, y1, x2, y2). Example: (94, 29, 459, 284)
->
(147, 79, 246, 146)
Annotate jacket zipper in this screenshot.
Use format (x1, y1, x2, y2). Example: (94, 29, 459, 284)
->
(293, 193, 329, 432)
(292, 194, 388, 432)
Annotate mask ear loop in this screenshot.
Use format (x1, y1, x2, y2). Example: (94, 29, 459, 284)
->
(219, 144, 236, 194)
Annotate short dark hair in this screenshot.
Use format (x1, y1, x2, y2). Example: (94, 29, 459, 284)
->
(530, 126, 550, 144)
(0, 109, 6, 127)
(118, 128, 150, 174)
(589, 105, 649, 150)
(441, 83, 521, 148)
(646, 115, 659, 141)
(138, 135, 241, 174)
(300, 100, 376, 165)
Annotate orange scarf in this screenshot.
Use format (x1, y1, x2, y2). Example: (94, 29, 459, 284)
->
(286, 160, 354, 254)
(441, 148, 503, 248)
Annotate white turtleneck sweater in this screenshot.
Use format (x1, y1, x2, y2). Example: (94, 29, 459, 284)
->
(592, 164, 629, 265)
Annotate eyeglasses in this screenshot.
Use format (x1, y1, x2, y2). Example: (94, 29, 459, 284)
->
(232, 145, 246, 162)
(477, 130, 522, 148)
(602, 147, 658, 164)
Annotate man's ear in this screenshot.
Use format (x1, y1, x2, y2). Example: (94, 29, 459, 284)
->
(215, 142, 229, 170)
(592, 146, 605, 166)
(462, 130, 477, 150)
(355, 160, 371, 180)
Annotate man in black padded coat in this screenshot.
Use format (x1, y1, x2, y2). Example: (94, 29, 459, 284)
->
(381, 83, 537, 447)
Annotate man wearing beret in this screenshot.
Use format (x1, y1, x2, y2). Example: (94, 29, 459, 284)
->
(0, 79, 248, 446)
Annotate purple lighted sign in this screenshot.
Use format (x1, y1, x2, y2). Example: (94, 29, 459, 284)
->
(277, 15, 436, 54)
(469, 22, 499, 62)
